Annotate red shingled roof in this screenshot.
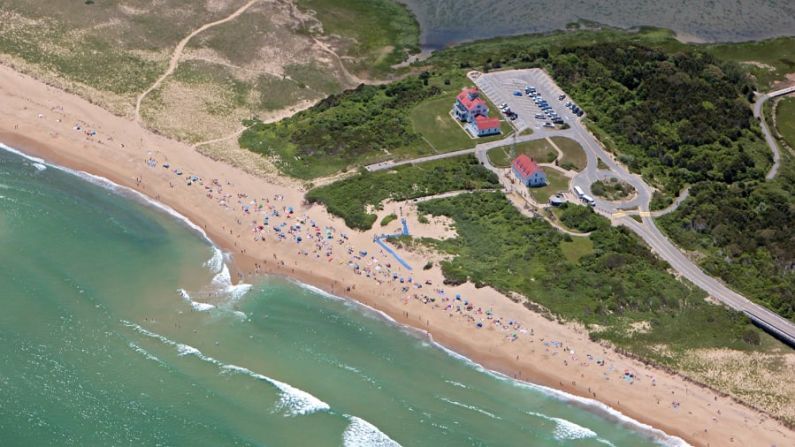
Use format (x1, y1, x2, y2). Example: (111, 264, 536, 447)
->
(512, 154, 542, 176)
(474, 115, 500, 130)
(456, 87, 486, 111)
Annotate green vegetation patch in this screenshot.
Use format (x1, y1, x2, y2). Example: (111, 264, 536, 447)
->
(705, 37, 795, 89)
(240, 76, 443, 178)
(415, 192, 767, 361)
(591, 178, 635, 201)
(487, 139, 557, 168)
(306, 156, 499, 230)
(776, 96, 795, 149)
(659, 166, 795, 321)
(296, 0, 420, 76)
(560, 236, 594, 263)
(380, 213, 398, 227)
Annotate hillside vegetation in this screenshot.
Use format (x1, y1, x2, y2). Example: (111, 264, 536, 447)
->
(306, 156, 498, 230)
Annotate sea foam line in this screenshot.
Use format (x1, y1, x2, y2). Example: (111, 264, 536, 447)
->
(122, 320, 329, 416)
(526, 411, 607, 443)
(430, 341, 690, 447)
(0, 142, 252, 302)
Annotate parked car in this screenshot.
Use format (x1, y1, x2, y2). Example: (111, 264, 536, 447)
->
(565, 101, 572, 107)
(558, 94, 566, 100)
(543, 122, 554, 128)
(499, 103, 509, 110)
(535, 114, 546, 119)
(513, 90, 522, 96)
(576, 110, 584, 117)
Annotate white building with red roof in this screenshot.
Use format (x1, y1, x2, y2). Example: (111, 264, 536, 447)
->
(452, 87, 501, 137)
(512, 154, 547, 187)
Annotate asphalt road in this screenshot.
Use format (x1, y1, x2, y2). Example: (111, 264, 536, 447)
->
(366, 70, 795, 346)
(753, 85, 795, 180)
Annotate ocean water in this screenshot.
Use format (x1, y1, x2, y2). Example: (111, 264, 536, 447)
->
(0, 146, 681, 446)
(400, 0, 795, 49)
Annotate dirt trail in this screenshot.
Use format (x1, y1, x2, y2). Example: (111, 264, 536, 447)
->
(134, 0, 262, 122)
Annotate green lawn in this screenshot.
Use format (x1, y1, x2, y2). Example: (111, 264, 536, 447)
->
(560, 237, 594, 263)
(528, 168, 570, 204)
(487, 138, 558, 168)
(551, 137, 587, 171)
(410, 91, 511, 153)
(776, 96, 795, 148)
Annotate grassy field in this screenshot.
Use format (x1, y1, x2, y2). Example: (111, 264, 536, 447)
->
(560, 236, 593, 263)
(409, 92, 509, 152)
(552, 137, 586, 171)
(705, 37, 795, 89)
(296, 0, 419, 77)
(527, 169, 570, 204)
(487, 138, 557, 167)
(776, 96, 795, 148)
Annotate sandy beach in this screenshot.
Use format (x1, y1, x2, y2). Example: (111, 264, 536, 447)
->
(0, 62, 792, 447)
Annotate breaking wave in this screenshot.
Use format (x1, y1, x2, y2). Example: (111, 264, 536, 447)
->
(123, 320, 329, 417)
(177, 288, 216, 312)
(342, 415, 401, 447)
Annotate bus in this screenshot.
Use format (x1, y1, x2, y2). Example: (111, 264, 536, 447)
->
(581, 194, 596, 206)
(573, 185, 585, 198)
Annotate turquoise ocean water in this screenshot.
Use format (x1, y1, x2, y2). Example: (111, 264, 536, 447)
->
(0, 146, 683, 446)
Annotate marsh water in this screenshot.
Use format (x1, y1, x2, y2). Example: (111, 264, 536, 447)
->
(0, 146, 691, 446)
(400, 0, 795, 49)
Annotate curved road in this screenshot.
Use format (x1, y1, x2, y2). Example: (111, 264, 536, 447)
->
(754, 85, 795, 180)
(366, 73, 795, 346)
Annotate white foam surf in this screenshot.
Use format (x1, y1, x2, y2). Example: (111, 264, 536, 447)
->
(177, 288, 216, 312)
(439, 397, 501, 420)
(221, 364, 330, 416)
(342, 415, 401, 447)
(444, 380, 468, 389)
(526, 411, 601, 442)
(123, 320, 328, 417)
(0, 143, 253, 305)
(128, 342, 165, 365)
(430, 340, 690, 447)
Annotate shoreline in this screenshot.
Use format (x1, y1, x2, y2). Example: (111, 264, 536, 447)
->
(0, 145, 686, 445)
(1, 61, 793, 447)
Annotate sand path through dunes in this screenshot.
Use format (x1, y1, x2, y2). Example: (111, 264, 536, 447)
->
(134, 0, 262, 122)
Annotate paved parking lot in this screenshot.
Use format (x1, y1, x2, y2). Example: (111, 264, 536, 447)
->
(472, 68, 581, 133)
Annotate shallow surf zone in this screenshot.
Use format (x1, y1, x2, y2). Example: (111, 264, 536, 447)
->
(430, 340, 691, 447)
(122, 320, 330, 417)
(0, 142, 252, 309)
